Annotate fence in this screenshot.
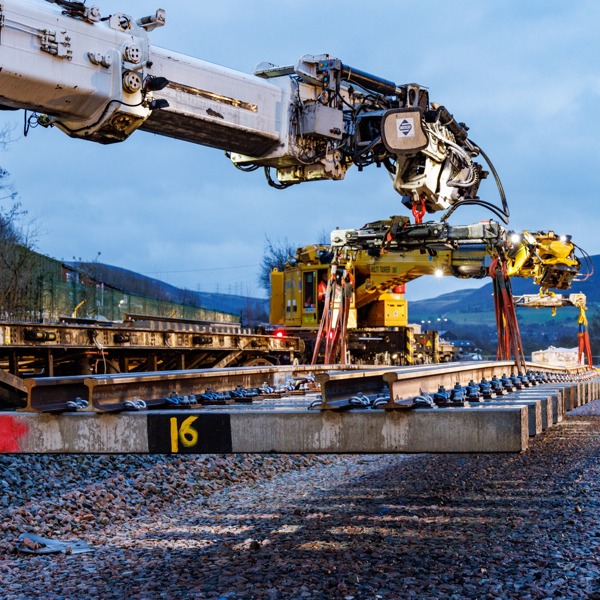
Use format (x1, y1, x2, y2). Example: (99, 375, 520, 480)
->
(0, 249, 237, 324)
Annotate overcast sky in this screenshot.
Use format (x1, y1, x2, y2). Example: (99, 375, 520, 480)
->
(2, 0, 599, 301)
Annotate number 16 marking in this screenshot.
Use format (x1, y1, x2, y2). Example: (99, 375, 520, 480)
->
(170, 416, 199, 453)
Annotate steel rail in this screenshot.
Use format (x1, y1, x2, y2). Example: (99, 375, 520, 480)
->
(21, 361, 593, 413)
(3, 374, 597, 454)
(22, 364, 382, 412)
(315, 361, 592, 408)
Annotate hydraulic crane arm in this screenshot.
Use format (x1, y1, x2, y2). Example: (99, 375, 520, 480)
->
(330, 216, 585, 295)
(513, 292, 587, 310)
(0, 0, 500, 214)
(0, 0, 285, 156)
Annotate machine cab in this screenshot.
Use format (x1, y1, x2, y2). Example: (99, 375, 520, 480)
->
(299, 268, 329, 326)
(269, 245, 334, 328)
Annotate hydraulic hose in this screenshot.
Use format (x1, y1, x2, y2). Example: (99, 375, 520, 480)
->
(341, 64, 398, 96)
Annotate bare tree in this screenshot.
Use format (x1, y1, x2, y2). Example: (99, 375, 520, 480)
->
(316, 228, 331, 245)
(258, 236, 297, 293)
(0, 128, 44, 320)
(0, 202, 43, 319)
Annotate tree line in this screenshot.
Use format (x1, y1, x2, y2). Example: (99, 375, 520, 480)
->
(0, 127, 45, 319)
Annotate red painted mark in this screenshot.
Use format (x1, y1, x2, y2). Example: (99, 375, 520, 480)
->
(0, 416, 29, 452)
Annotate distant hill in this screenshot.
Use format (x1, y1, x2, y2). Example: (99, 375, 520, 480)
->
(408, 254, 598, 355)
(409, 253, 598, 321)
(70, 261, 268, 322)
(69, 252, 597, 341)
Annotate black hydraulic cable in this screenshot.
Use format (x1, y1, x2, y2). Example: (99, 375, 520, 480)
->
(355, 136, 382, 158)
(50, 98, 145, 136)
(233, 163, 260, 172)
(470, 140, 510, 218)
(23, 111, 41, 137)
(573, 243, 594, 281)
(442, 139, 510, 224)
(442, 198, 510, 224)
(225, 152, 260, 172)
(264, 167, 296, 190)
(482, 152, 509, 216)
(383, 156, 397, 174)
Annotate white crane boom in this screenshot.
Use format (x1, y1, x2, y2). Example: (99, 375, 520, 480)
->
(0, 0, 499, 212)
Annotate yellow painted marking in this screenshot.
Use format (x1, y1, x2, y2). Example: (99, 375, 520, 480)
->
(179, 416, 200, 448)
(170, 417, 179, 453)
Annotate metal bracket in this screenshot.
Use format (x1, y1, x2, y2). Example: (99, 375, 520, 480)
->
(87, 51, 112, 68)
(137, 9, 166, 32)
(39, 29, 73, 60)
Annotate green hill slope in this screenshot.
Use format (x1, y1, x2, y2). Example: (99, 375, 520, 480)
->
(408, 255, 598, 355)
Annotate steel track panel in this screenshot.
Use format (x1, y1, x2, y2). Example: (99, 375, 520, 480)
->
(23, 362, 593, 413)
(24, 364, 367, 412)
(84, 364, 364, 409)
(85, 366, 324, 412)
(314, 362, 510, 406)
(316, 361, 588, 407)
(384, 362, 587, 401)
(2, 377, 597, 454)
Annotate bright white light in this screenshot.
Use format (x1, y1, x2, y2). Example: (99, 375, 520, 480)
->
(510, 233, 522, 244)
(559, 235, 567, 243)
(434, 268, 444, 278)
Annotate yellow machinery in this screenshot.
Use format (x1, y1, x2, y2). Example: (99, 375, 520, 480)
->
(513, 291, 593, 366)
(0, 2, 592, 369)
(271, 245, 408, 330)
(271, 217, 589, 366)
(506, 231, 582, 289)
(270, 246, 417, 366)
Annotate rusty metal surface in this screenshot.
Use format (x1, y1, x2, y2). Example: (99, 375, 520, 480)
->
(0, 368, 26, 394)
(0, 320, 306, 392)
(24, 376, 90, 413)
(0, 321, 303, 352)
(21, 361, 596, 414)
(23, 364, 353, 413)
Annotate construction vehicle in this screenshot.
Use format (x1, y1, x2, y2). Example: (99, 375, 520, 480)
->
(329, 220, 590, 368)
(269, 243, 452, 365)
(269, 219, 589, 366)
(0, 1, 592, 371)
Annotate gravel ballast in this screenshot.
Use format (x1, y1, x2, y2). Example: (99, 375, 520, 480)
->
(0, 401, 599, 599)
